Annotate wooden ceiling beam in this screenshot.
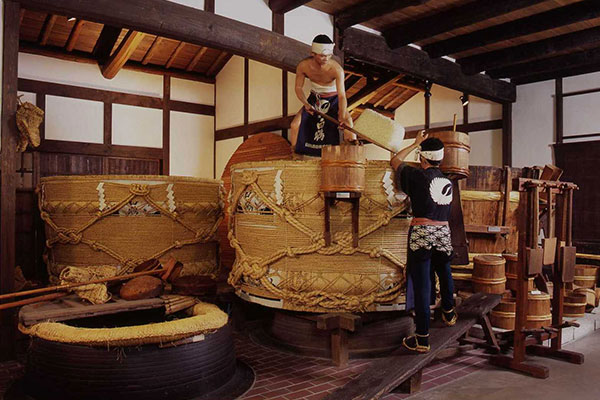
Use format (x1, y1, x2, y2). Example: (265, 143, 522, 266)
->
(101, 30, 145, 79)
(38, 14, 57, 46)
(344, 74, 362, 91)
(19, 8, 26, 25)
(356, 105, 395, 118)
(206, 51, 231, 76)
(383, 0, 545, 49)
(374, 87, 400, 108)
(335, 0, 430, 31)
(186, 46, 208, 71)
(20, 41, 215, 83)
(268, 0, 310, 14)
(513, 62, 600, 85)
(423, 1, 600, 58)
(165, 41, 186, 69)
(343, 28, 515, 103)
(65, 19, 85, 51)
(347, 73, 399, 111)
(141, 36, 163, 65)
(459, 26, 600, 75)
(93, 25, 122, 64)
(19, 0, 310, 72)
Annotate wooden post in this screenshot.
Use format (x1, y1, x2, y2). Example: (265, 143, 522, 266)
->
(0, 0, 21, 361)
(556, 78, 563, 144)
(424, 82, 431, 129)
(162, 75, 170, 175)
(502, 102, 512, 167)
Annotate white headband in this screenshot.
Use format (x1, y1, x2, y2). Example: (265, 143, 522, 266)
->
(418, 148, 444, 161)
(312, 42, 334, 55)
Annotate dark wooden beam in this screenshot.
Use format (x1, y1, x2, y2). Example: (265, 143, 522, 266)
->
(383, 0, 545, 49)
(423, 1, 600, 58)
(1, 1, 20, 361)
(207, 51, 231, 76)
(272, 10, 287, 139)
(186, 46, 208, 71)
(502, 102, 512, 167)
(162, 76, 170, 175)
(65, 19, 85, 51)
(459, 26, 600, 75)
(20, 42, 215, 83)
(405, 119, 502, 138)
(335, 0, 430, 31)
(18, 0, 311, 72)
(344, 74, 362, 91)
(512, 62, 600, 85)
(141, 36, 163, 65)
(268, 0, 310, 14)
(93, 25, 122, 64)
(38, 13, 57, 45)
(204, 0, 215, 13)
(215, 115, 295, 141)
(556, 78, 563, 144)
(165, 41, 186, 69)
(37, 139, 163, 159)
(348, 74, 398, 110)
(243, 57, 249, 140)
(343, 28, 515, 103)
(488, 46, 600, 79)
(101, 30, 145, 79)
(103, 102, 111, 145)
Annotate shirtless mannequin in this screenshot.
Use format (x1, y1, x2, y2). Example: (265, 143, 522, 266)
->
(289, 35, 356, 156)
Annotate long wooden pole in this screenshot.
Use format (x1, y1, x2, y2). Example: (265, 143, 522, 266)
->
(0, 292, 69, 312)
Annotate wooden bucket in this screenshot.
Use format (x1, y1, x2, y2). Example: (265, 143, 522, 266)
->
(574, 264, 598, 288)
(573, 287, 596, 308)
(564, 291, 587, 317)
(472, 255, 506, 294)
(502, 253, 534, 291)
(321, 145, 366, 192)
(526, 292, 552, 329)
(490, 298, 516, 330)
(428, 130, 470, 178)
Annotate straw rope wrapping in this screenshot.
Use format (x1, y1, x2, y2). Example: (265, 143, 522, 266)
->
(228, 169, 408, 312)
(38, 180, 223, 277)
(19, 301, 227, 347)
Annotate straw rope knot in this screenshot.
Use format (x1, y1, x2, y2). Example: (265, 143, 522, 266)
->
(285, 247, 296, 257)
(240, 170, 258, 185)
(174, 240, 183, 249)
(89, 241, 101, 251)
(129, 183, 150, 196)
(369, 248, 382, 258)
(40, 211, 50, 221)
(378, 212, 392, 226)
(56, 229, 82, 245)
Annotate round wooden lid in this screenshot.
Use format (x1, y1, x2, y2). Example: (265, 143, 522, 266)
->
(473, 255, 505, 266)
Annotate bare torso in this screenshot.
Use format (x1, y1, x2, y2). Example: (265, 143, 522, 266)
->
(297, 57, 340, 87)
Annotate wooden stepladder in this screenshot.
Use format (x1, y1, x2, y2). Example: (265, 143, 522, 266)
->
(491, 178, 584, 378)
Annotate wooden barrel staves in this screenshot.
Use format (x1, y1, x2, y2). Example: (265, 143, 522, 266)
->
(490, 298, 516, 330)
(574, 264, 598, 289)
(428, 130, 470, 178)
(472, 255, 506, 294)
(564, 291, 587, 317)
(526, 292, 552, 329)
(321, 144, 366, 192)
(502, 253, 534, 292)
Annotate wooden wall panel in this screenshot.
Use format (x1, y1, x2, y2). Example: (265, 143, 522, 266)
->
(39, 152, 104, 177)
(106, 157, 161, 175)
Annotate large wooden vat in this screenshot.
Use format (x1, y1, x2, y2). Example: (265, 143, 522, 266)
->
(228, 160, 410, 313)
(320, 144, 366, 192)
(504, 253, 534, 292)
(563, 291, 587, 317)
(526, 292, 552, 329)
(472, 255, 506, 294)
(429, 130, 470, 178)
(39, 175, 223, 283)
(490, 298, 516, 330)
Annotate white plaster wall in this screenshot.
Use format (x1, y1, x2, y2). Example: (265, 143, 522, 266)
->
(395, 92, 425, 128)
(469, 130, 502, 167)
(563, 92, 600, 137)
(45, 95, 104, 143)
(512, 80, 555, 167)
(170, 111, 214, 178)
(564, 71, 600, 92)
(216, 0, 271, 30)
(216, 55, 244, 129)
(166, 0, 204, 10)
(470, 95, 502, 122)
(215, 137, 243, 179)
(249, 60, 282, 122)
(112, 104, 163, 148)
(285, 6, 333, 45)
(171, 78, 214, 105)
(430, 85, 464, 126)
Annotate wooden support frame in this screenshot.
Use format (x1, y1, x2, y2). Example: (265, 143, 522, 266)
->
(101, 30, 145, 79)
(38, 13, 57, 46)
(503, 102, 512, 166)
(215, 115, 294, 141)
(556, 78, 563, 144)
(65, 18, 84, 51)
(162, 75, 170, 175)
(1, 0, 20, 361)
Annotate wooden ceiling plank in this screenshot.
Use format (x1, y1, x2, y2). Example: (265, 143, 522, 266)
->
(344, 28, 515, 103)
(356, 105, 395, 118)
(348, 73, 399, 111)
(206, 51, 230, 76)
(165, 41, 186, 69)
(383, 0, 546, 49)
(336, 0, 430, 31)
(268, 0, 311, 14)
(459, 26, 600, 75)
(491, 46, 600, 79)
(93, 25, 122, 63)
(344, 74, 362, 91)
(65, 19, 85, 51)
(18, 0, 310, 72)
(424, 1, 600, 58)
(392, 81, 424, 92)
(101, 30, 145, 79)
(141, 36, 163, 65)
(38, 14, 57, 46)
(186, 46, 208, 71)
(374, 87, 400, 108)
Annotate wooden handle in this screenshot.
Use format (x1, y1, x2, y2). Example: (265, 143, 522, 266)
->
(0, 292, 68, 311)
(452, 114, 457, 132)
(311, 109, 395, 152)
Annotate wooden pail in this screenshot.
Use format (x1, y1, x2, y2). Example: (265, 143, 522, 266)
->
(574, 264, 598, 289)
(574, 287, 597, 308)
(526, 292, 552, 329)
(428, 131, 470, 178)
(320, 145, 366, 192)
(472, 255, 506, 294)
(502, 253, 534, 291)
(564, 291, 587, 317)
(490, 298, 516, 330)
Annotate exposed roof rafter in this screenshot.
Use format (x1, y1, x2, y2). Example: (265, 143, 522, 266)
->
(101, 30, 145, 79)
(268, 0, 310, 14)
(335, 0, 430, 31)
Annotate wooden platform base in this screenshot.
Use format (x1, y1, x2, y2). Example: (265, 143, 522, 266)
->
(323, 292, 501, 399)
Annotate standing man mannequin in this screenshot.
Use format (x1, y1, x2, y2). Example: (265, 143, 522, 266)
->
(289, 34, 356, 157)
(391, 132, 457, 353)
